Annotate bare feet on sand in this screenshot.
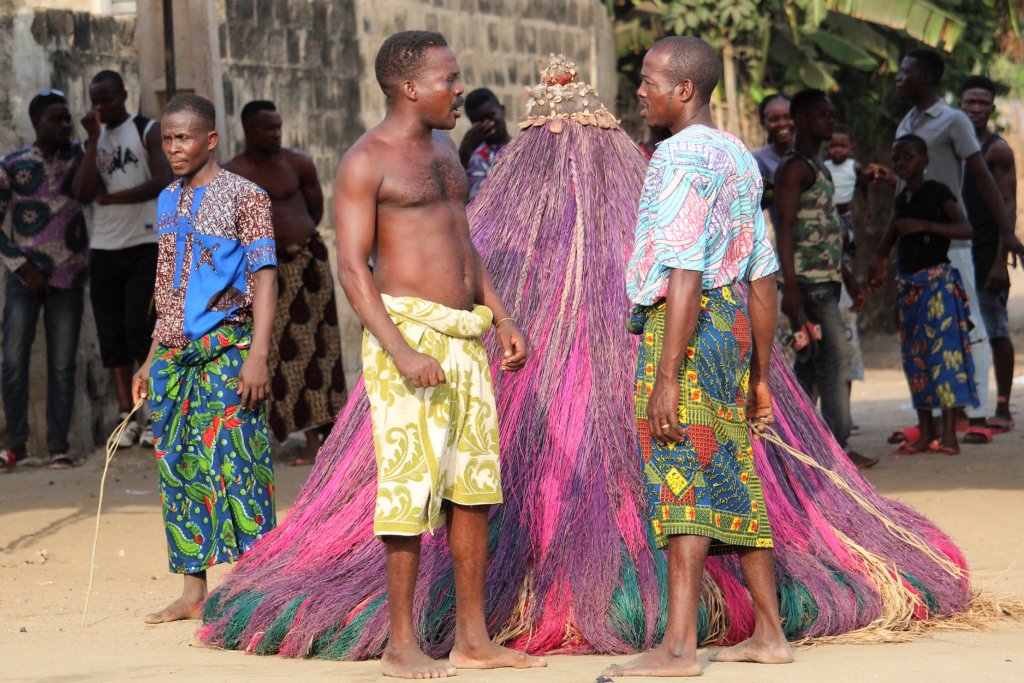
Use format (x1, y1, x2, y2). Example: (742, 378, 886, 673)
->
(449, 641, 546, 670)
(709, 636, 794, 664)
(601, 647, 702, 678)
(144, 596, 204, 624)
(381, 643, 457, 679)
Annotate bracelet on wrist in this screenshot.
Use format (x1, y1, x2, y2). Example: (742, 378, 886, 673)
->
(494, 316, 515, 328)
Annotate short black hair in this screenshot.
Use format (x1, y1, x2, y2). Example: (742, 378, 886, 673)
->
(91, 70, 125, 91)
(164, 93, 216, 131)
(651, 36, 721, 102)
(29, 92, 68, 123)
(465, 88, 499, 113)
(906, 49, 944, 85)
(960, 75, 996, 97)
(758, 93, 789, 125)
(374, 31, 449, 99)
(789, 88, 828, 120)
(240, 100, 277, 124)
(894, 133, 928, 156)
(833, 123, 854, 140)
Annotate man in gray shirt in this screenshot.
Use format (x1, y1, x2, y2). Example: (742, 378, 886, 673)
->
(871, 49, 1022, 442)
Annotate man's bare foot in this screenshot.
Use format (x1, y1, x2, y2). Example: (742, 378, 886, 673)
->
(600, 647, 702, 677)
(449, 641, 545, 670)
(144, 596, 204, 624)
(381, 643, 456, 679)
(709, 636, 793, 664)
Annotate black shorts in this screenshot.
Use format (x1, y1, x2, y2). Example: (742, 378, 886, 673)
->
(89, 244, 158, 368)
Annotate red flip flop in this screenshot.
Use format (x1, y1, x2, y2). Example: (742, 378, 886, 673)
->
(887, 425, 921, 444)
(961, 426, 993, 444)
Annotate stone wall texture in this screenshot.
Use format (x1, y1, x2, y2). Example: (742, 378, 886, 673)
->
(0, 0, 616, 456)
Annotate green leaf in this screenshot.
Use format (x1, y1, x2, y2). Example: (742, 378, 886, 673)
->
(806, 29, 879, 70)
(824, 0, 966, 50)
(827, 12, 900, 70)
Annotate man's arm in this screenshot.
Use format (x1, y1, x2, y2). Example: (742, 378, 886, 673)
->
(238, 266, 277, 410)
(295, 152, 324, 225)
(473, 250, 526, 372)
(99, 123, 173, 205)
(334, 145, 445, 388)
(866, 217, 898, 292)
(747, 274, 777, 426)
(647, 268, 702, 446)
(773, 157, 810, 319)
(72, 110, 104, 203)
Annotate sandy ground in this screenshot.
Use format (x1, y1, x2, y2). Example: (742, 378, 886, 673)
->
(3, 281, 1024, 682)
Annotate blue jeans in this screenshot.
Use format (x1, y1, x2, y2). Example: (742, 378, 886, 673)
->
(794, 281, 852, 449)
(2, 276, 84, 453)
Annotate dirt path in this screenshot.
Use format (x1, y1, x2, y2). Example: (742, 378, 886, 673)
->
(4, 280, 1024, 682)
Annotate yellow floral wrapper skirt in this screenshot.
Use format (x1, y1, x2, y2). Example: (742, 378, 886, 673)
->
(363, 294, 503, 536)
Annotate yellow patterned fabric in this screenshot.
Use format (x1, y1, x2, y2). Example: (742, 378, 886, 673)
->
(363, 295, 503, 536)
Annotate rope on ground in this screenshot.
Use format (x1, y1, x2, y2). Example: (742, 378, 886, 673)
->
(82, 399, 145, 627)
(757, 425, 965, 579)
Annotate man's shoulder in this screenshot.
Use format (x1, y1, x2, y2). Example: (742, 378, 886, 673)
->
(1, 144, 36, 166)
(659, 126, 750, 168)
(217, 169, 269, 198)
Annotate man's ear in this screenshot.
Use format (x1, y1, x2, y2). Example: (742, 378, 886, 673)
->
(400, 80, 418, 102)
(207, 129, 219, 152)
(676, 79, 695, 104)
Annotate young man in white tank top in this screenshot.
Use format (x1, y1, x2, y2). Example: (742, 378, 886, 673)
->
(73, 70, 172, 448)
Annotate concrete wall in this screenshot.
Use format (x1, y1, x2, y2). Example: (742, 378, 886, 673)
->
(354, 0, 618, 132)
(0, 4, 138, 457)
(1, 0, 617, 454)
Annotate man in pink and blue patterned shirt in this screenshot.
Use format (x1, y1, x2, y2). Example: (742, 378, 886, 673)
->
(0, 90, 88, 471)
(606, 37, 792, 679)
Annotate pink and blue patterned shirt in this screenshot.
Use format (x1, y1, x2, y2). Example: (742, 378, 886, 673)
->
(625, 125, 778, 306)
(0, 142, 88, 288)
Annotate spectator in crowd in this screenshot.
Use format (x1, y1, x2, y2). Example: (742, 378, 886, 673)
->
(73, 70, 172, 449)
(458, 88, 511, 201)
(774, 89, 875, 469)
(0, 90, 89, 471)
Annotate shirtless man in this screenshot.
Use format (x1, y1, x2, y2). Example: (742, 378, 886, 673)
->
(333, 31, 544, 678)
(225, 102, 346, 465)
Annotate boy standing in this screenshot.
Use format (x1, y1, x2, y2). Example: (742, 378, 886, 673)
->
(132, 94, 278, 623)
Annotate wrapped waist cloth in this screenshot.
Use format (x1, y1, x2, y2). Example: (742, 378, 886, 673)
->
(630, 285, 774, 553)
(149, 324, 277, 573)
(362, 294, 502, 536)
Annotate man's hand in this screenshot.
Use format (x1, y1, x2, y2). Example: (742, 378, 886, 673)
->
(845, 279, 866, 313)
(132, 361, 152, 405)
(866, 257, 889, 292)
(866, 163, 896, 188)
(780, 281, 803, 320)
(16, 262, 49, 295)
(893, 218, 926, 236)
(495, 319, 527, 372)
(985, 260, 1011, 293)
(648, 377, 685, 445)
(1002, 234, 1023, 267)
(95, 191, 110, 206)
(237, 353, 270, 410)
(746, 374, 774, 438)
(459, 120, 496, 156)
(393, 346, 446, 388)
(80, 109, 101, 141)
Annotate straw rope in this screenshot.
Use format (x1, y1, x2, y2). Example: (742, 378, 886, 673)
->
(82, 399, 145, 626)
(758, 426, 966, 579)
